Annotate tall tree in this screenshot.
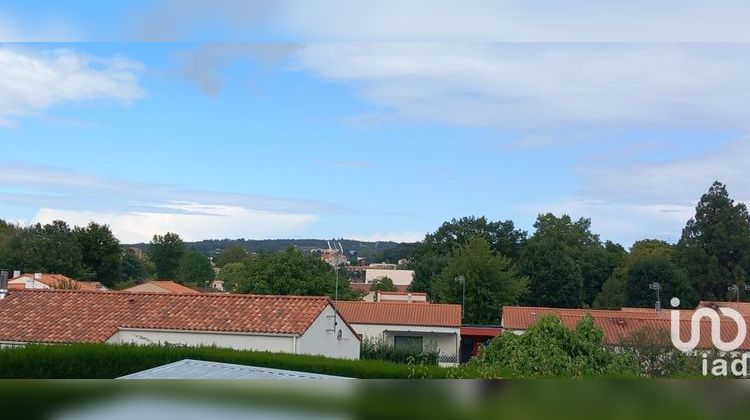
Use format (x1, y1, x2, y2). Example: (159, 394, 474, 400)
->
(625, 256, 697, 309)
(676, 181, 750, 300)
(177, 250, 215, 287)
(434, 236, 527, 324)
(119, 248, 151, 282)
(215, 262, 246, 292)
(74, 222, 122, 286)
(215, 244, 248, 267)
(410, 216, 526, 295)
(0, 219, 16, 269)
(8, 221, 84, 278)
(148, 232, 185, 280)
(520, 214, 617, 308)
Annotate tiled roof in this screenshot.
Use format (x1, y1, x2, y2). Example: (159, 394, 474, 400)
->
(123, 281, 200, 294)
(9, 273, 103, 291)
(502, 306, 750, 350)
(0, 289, 334, 344)
(698, 301, 750, 315)
(336, 301, 461, 328)
(348, 283, 411, 293)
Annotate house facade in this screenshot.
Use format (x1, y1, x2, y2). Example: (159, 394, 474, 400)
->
(0, 289, 360, 359)
(336, 301, 461, 365)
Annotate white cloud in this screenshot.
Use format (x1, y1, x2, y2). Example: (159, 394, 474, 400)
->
(292, 44, 750, 131)
(0, 47, 144, 125)
(34, 204, 316, 244)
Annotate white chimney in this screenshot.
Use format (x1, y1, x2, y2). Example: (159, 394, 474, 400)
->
(34, 273, 42, 280)
(0, 270, 8, 299)
(12, 270, 20, 278)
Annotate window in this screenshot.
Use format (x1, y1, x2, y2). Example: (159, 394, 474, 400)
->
(394, 335, 423, 353)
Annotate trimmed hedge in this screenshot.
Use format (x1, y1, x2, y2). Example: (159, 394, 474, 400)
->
(0, 343, 474, 379)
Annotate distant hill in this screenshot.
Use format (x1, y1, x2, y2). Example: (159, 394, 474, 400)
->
(125, 238, 418, 260)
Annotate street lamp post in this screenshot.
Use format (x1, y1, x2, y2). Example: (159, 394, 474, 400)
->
(649, 282, 662, 312)
(456, 276, 466, 322)
(728, 284, 741, 302)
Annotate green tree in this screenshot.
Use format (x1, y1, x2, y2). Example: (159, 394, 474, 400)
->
(177, 250, 215, 287)
(148, 232, 185, 280)
(215, 244, 248, 267)
(470, 315, 637, 378)
(520, 214, 619, 308)
(594, 240, 676, 309)
(410, 216, 527, 295)
(0, 220, 16, 269)
(215, 262, 246, 292)
(74, 222, 122, 286)
(521, 239, 583, 308)
(234, 246, 357, 299)
(370, 276, 398, 293)
(675, 181, 750, 300)
(119, 248, 151, 282)
(8, 221, 84, 278)
(625, 256, 697, 309)
(434, 237, 527, 324)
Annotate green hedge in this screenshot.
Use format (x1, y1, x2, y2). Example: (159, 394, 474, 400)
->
(0, 343, 473, 379)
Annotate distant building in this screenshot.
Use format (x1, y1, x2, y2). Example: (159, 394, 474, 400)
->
(121, 281, 200, 294)
(365, 268, 414, 286)
(8, 273, 107, 291)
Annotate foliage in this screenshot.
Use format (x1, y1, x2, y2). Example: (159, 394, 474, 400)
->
(215, 244, 248, 267)
(6, 220, 85, 278)
(470, 315, 639, 378)
(521, 238, 584, 308)
(148, 232, 185, 280)
(0, 220, 16, 269)
(520, 214, 619, 308)
(177, 250, 216, 287)
(215, 262, 246, 292)
(619, 326, 698, 378)
(233, 246, 358, 299)
(625, 255, 697, 309)
(0, 343, 461, 379)
(74, 222, 122, 286)
(369, 276, 398, 293)
(410, 216, 526, 295)
(676, 181, 750, 300)
(434, 236, 527, 324)
(360, 337, 439, 365)
(119, 248, 152, 282)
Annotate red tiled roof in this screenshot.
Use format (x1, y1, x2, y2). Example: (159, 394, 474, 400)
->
(123, 281, 200, 294)
(0, 289, 336, 344)
(336, 301, 461, 328)
(698, 301, 750, 315)
(9, 273, 103, 291)
(349, 283, 411, 293)
(460, 326, 502, 337)
(502, 306, 750, 350)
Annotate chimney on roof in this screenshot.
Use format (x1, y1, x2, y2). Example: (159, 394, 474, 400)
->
(12, 270, 20, 278)
(0, 270, 8, 299)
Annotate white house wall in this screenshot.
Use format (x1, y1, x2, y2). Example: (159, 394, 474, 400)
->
(350, 323, 459, 358)
(107, 329, 296, 353)
(298, 305, 361, 360)
(364, 269, 414, 286)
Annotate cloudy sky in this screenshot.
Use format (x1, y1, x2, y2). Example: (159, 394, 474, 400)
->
(1, 1, 749, 245)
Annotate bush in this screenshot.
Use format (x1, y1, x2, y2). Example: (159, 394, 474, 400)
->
(0, 343, 463, 379)
(470, 315, 639, 378)
(360, 336, 440, 365)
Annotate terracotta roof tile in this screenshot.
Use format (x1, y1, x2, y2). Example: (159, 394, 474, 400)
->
(9, 273, 103, 291)
(336, 301, 461, 328)
(502, 306, 750, 351)
(0, 289, 334, 344)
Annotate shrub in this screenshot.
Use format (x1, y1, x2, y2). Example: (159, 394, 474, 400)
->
(0, 343, 461, 379)
(360, 337, 440, 365)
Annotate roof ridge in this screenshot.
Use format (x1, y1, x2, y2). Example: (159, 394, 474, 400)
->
(10, 289, 332, 300)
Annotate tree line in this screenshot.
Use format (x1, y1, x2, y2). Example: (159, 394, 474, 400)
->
(407, 181, 750, 324)
(1, 181, 748, 323)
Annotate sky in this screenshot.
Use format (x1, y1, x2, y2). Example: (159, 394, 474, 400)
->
(1, 1, 750, 246)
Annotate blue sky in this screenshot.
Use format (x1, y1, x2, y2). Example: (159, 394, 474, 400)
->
(1, 2, 750, 245)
